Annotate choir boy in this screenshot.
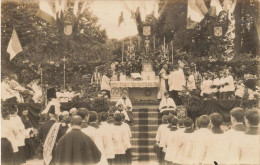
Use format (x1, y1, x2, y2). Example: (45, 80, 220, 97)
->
(173, 117, 194, 165)
(116, 91, 134, 125)
(212, 72, 221, 99)
(159, 91, 177, 115)
(202, 113, 229, 164)
(229, 107, 247, 132)
(190, 115, 211, 164)
(111, 113, 131, 165)
(164, 118, 179, 165)
(82, 111, 107, 165)
(1, 106, 18, 164)
(99, 112, 115, 164)
(225, 70, 235, 99)
(9, 104, 26, 164)
(155, 115, 168, 163)
(55, 116, 101, 165)
(200, 73, 213, 98)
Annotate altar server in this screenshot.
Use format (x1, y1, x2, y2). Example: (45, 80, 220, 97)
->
(27, 78, 42, 103)
(224, 70, 235, 99)
(235, 80, 245, 99)
(82, 111, 107, 165)
(173, 117, 194, 165)
(116, 91, 134, 125)
(1, 107, 18, 164)
(190, 115, 211, 164)
(99, 112, 115, 164)
(9, 104, 26, 164)
(187, 70, 196, 91)
(55, 116, 101, 165)
(39, 106, 65, 165)
(229, 107, 247, 132)
(157, 64, 169, 100)
(111, 113, 131, 165)
(202, 113, 229, 164)
(101, 72, 111, 99)
(212, 72, 221, 99)
(159, 91, 177, 115)
(155, 115, 168, 163)
(200, 73, 213, 98)
(164, 117, 179, 164)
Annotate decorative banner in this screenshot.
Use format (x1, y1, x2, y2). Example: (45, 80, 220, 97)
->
(64, 25, 73, 35)
(214, 26, 222, 36)
(143, 25, 151, 36)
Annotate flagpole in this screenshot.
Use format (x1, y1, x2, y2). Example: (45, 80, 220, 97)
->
(62, 57, 67, 89)
(171, 41, 173, 63)
(122, 42, 124, 62)
(153, 36, 156, 53)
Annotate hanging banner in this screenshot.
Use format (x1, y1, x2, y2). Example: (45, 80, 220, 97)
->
(214, 26, 222, 36)
(143, 25, 151, 36)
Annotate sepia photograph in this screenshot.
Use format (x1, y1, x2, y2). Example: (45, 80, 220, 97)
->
(1, 0, 259, 164)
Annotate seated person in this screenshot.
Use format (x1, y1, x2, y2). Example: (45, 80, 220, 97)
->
(1, 76, 23, 103)
(115, 104, 130, 122)
(9, 74, 33, 103)
(115, 91, 133, 125)
(159, 91, 177, 115)
(66, 86, 80, 101)
(27, 78, 43, 103)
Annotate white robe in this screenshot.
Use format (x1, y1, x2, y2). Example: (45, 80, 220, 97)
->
(155, 124, 168, 143)
(116, 97, 133, 111)
(111, 124, 130, 154)
(1, 120, 19, 152)
(168, 69, 186, 91)
(187, 75, 196, 90)
(101, 75, 111, 91)
(200, 80, 213, 96)
(30, 83, 42, 103)
(159, 97, 177, 112)
(1, 82, 23, 102)
(157, 68, 169, 99)
(82, 124, 108, 165)
(9, 115, 25, 147)
(164, 128, 180, 162)
(99, 122, 115, 159)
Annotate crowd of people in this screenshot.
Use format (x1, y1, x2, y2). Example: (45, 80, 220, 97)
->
(155, 108, 260, 165)
(157, 60, 259, 105)
(1, 102, 133, 165)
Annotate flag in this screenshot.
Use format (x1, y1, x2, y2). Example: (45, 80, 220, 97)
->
(118, 12, 124, 27)
(210, 0, 224, 17)
(7, 28, 23, 61)
(55, 0, 67, 19)
(196, 0, 208, 15)
(36, 0, 56, 25)
(187, 0, 205, 29)
(73, 0, 80, 17)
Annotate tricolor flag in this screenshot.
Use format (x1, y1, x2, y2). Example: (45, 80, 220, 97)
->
(36, 0, 56, 25)
(210, 0, 227, 17)
(187, 0, 207, 29)
(7, 29, 23, 61)
(55, 0, 67, 19)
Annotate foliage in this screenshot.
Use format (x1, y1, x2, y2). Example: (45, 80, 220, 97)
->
(1, 1, 113, 89)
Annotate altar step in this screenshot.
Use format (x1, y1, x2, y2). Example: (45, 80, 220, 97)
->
(131, 105, 160, 161)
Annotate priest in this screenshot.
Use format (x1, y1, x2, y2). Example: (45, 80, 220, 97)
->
(157, 64, 169, 100)
(55, 115, 101, 165)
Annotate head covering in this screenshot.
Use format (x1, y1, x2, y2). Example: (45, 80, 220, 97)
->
(47, 88, 57, 100)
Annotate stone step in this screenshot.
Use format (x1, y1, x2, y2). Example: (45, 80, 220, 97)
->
(133, 112, 159, 118)
(131, 125, 159, 132)
(131, 146, 155, 153)
(134, 118, 159, 125)
(131, 138, 157, 146)
(132, 131, 157, 139)
(133, 108, 159, 113)
(132, 152, 157, 161)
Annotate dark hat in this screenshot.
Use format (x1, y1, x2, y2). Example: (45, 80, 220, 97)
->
(47, 88, 57, 100)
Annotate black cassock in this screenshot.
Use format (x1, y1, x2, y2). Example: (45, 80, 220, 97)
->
(55, 129, 101, 165)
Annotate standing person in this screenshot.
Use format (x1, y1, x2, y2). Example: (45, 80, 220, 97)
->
(1, 106, 17, 165)
(155, 115, 168, 163)
(82, 111, 107, 165)
(164, 118, 179, 165)
(120, 114, 132, 165)
(200, 73, 213, 98)
(212, 72, 221, 99)
(38, 106, 65, 165)
(111, 113, 131, 165)
(55, 115, 101, 165)
(20, 109, 36, 160)
(202, 113, 229, 164)
(228, 108, 247, 132)
(219, 70, 229, 99)
(225, 70, 235, 99)
(101, 71, 112, 99)
(190, 115, 211, 164)
(116, 91, 134, 125)
(157, 64, 169, 100)
(27, 78, 42, 103)
(9, 104, 26, 164)
(186, 70, 196, 92)
(41, 88, 61, 116)
(99, 112, 115, 164)
(91, 66, 102, 89)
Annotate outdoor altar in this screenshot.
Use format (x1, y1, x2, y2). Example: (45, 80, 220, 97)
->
(110, 62, 159, 102)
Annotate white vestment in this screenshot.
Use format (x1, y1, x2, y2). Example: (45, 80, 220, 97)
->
(157, 68, 169, 99)
(159, 98, 176, 112)
(116, 97, 133, 111)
